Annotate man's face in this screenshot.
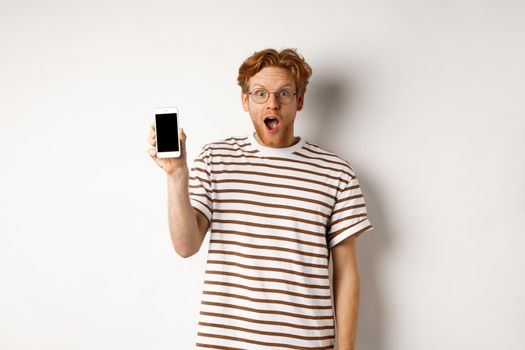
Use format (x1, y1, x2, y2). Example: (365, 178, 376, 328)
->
(242, 66, 304, 147)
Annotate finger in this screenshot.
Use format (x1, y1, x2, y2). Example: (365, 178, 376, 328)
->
(148, 132, 156, 147)
(180, 128, 186, 151)
(148, 147, 157, 158)
(148, 135, 157, 146)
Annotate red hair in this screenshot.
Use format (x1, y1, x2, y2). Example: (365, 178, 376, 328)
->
(237, 48, 313, 97)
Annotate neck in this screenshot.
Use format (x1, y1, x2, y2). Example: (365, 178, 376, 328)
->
(254, 132, 300, 148)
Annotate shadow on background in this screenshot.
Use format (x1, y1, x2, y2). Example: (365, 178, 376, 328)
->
(308, 73, 387, 350)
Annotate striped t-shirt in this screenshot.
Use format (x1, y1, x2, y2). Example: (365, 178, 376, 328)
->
(188, 132, 374, 350)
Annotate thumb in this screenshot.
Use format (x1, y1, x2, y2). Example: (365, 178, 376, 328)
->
(180, 128, 187, 153)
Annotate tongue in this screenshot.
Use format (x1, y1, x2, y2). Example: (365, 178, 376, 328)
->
(266, 119, 278, 130)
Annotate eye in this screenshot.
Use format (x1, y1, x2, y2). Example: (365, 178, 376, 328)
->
(279, 89, 292, 97)
(254, 89, 267, 97)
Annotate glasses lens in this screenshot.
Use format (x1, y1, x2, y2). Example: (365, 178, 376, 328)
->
(278, 89, 294, 104)
(250, 88, 295, 104)
(252, 89, 268, 103)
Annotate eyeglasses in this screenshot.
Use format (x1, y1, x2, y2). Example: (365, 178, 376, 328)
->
(248, 88, 297, 104)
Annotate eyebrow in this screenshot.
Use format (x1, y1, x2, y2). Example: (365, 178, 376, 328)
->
(252, 83, 294, 89)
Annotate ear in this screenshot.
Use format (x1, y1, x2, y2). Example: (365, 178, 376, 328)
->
(241, 91, 250, 111)
(296, 94, 304, 111)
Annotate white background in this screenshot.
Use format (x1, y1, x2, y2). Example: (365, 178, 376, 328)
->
(1, 0, 524, 349)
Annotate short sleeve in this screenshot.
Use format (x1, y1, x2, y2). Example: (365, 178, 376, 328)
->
(188, 145, 213, 229)
(327, 170, 374, 249)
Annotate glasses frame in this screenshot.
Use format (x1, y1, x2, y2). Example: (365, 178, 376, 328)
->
(248, 88, 297, 105)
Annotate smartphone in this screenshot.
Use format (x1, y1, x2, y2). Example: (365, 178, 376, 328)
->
(154, 107, 181, 158)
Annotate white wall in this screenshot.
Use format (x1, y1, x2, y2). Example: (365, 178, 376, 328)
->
(1, 0, 524, 349)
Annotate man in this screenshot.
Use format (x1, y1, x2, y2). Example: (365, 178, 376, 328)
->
(148, 48, 374, 350)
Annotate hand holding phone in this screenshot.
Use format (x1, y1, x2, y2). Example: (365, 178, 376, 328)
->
(147, 107, 188, 176)
(154, 107, 181, 158)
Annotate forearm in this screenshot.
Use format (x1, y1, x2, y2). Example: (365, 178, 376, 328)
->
(167, 169, 200, 257)
(333, 274, 360, 350)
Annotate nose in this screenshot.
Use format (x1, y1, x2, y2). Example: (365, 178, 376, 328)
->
(266, 93, 280, 110)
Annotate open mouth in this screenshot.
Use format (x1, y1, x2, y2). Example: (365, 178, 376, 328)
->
(264, 117, 280, 132)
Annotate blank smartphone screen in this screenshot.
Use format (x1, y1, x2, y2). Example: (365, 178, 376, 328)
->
(155, 113, 179, 152)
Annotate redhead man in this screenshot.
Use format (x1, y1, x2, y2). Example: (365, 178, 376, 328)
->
(148, 48, 374, 350)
